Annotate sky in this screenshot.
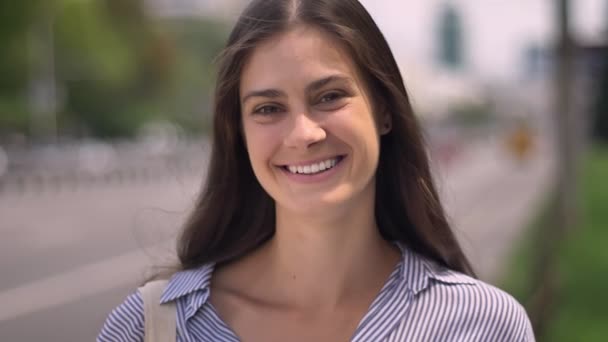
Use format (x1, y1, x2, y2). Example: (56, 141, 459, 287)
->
(359, 0, 608, 81)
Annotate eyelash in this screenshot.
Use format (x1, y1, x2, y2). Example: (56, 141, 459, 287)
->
(253, 103, 283, 115)
(319, 91, 345, 103)
(252, 91, 347, 115)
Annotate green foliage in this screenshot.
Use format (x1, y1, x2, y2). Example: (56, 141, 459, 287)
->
(54, 0, 173, 137)
(0, 0, 34, 135)
(0, 96, 30, 135)
(155, 18, 228, 134)
(502, 145, 608, 341)
(0, 0, 41, 91)
(543, 146, 608, 342)
(0, 0, 228, 139)
(55, 0, 137, 85)
(500, 197, 552, 304)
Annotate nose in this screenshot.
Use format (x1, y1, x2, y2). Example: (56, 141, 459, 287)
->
(283, 112, 327, 149)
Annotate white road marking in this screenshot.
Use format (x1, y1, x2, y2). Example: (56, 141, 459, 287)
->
(0, 243, 175, 322)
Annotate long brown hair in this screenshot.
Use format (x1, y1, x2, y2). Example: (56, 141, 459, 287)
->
(177, 0, 475, 276)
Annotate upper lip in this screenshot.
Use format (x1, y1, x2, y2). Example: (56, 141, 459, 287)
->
(278, 155, 345, 167)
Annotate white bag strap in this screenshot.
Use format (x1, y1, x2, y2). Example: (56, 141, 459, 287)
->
(139, 280, 177, 342)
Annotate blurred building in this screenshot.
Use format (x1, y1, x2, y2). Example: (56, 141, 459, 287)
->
(578, 42, 608, 89)
(399, 60, 486, 121)
(520, 32, 608, 144)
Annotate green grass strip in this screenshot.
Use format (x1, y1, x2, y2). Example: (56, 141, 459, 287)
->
(502, 144, 608, 342)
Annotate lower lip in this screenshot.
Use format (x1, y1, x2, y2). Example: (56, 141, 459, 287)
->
(279, 156, 346, 184)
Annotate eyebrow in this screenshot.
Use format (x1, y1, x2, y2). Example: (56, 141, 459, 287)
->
(241, 75, 354, 104)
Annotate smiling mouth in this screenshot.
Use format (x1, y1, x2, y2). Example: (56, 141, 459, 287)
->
(281, 155, 346, 175)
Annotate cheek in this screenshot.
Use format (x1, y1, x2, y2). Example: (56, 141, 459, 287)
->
(243, 123, 282, 170)
(346, 116, 382, 172)
(334, 106, 381, 151)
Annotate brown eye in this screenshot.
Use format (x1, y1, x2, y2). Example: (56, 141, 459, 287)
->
(253, 105, 283, 115)
(315, 91, 349, 112)
(320, 92, 344, 103)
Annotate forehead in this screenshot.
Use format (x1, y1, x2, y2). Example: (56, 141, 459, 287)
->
(240, 25, 361, 93)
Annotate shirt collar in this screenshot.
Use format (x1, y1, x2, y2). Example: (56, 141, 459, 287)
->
(160, 242, 476, 304)
(395, 241, 476, 295)
(160, 262, 215, 304)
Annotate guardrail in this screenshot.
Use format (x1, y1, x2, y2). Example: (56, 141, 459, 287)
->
(0, 138, 210, 196)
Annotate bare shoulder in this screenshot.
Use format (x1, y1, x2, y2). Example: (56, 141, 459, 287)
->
(97, 290, 145, 342)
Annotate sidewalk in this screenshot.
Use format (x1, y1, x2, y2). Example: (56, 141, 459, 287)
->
(433, 135, 556, 283)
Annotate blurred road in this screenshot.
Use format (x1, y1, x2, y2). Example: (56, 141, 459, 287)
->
(0, 173, 201, 341)
(0, 133, 554, 341)
(437, 136, 555, 282)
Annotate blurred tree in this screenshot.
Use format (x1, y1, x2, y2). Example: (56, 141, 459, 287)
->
(158, 17, 228, 134)
(55, 0, 175, 138)
(436, 1, 465, 70)
(0, 0, 42, 136)
(0, 0, 228, 140)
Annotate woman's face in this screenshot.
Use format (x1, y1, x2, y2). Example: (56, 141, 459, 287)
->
(239, 25, 387, 215)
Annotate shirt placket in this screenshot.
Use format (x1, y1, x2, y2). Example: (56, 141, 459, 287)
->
(349, 279, 413, 342)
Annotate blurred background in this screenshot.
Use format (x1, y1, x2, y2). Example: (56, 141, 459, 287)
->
(0, 0, 606, 340)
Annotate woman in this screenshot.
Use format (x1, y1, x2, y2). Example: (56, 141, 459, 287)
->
(99, 0, 535, 341)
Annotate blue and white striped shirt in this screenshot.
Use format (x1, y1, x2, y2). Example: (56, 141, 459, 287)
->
(98, 244, 535, 341)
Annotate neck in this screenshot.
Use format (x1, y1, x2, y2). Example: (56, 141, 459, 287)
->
(251, 192, 401, 310)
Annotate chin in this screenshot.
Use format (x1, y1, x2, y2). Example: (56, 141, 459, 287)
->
(281, 187, 357, 215)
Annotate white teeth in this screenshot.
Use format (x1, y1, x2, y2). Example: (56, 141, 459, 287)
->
(286, 157, 341, 175)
